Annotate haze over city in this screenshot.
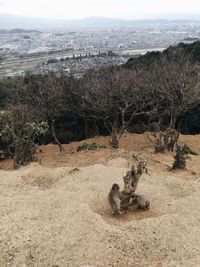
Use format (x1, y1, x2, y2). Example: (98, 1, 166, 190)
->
(0, 0, 200, 20)
(1, 0, 200, 77)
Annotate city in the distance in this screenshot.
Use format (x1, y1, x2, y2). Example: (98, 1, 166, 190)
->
(0, 14, 200, 77)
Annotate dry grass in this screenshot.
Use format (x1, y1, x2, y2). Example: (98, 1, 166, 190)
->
(0, 133, 200, 266)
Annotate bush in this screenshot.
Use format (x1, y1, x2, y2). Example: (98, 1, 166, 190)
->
(172, 144, 188, 169)
(77, 143, 106, 152)
(0, 108, 49, 167)
(148, 128, 179, 153)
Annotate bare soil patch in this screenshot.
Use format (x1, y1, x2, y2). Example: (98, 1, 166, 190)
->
(0, 133, 200, 266)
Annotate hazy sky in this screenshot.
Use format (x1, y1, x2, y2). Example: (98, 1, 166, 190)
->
(0, 0, 200, 19)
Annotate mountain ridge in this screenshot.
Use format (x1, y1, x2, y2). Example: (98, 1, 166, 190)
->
(0, 13, 199, 29)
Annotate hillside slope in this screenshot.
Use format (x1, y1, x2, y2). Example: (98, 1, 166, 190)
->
(124, 41, 200, 69)
(0, 133, 200, 266)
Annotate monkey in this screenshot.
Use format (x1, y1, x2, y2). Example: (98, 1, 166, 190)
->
(108, 183, 124, 215)
(120, 192, 136, 212)
(128, 193, 150, 211)
(120, 192, 150, 211)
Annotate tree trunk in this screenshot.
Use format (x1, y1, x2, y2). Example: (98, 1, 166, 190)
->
(11, 129, 20, 169)
(13, 144, 19, 169)
(51, 119, 64, 152)
(169, 110, 177, 129)
(110, 120, 119, 149)
(120, 164, 147, 211)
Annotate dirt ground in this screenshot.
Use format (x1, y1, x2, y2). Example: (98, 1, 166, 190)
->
(0, 133, 200, 267)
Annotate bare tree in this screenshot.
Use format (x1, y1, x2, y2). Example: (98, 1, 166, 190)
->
(148, 49, 200, 152)
(79, 67, 155, 148)
(24, 72, 68, 152)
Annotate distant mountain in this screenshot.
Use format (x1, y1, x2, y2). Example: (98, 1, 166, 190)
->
(0, 28, 41, 34)
(0, 13, 199, 29)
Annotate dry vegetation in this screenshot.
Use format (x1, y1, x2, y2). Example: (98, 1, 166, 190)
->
(0, 133, 200, 267)
(1, 46, 200, 167)
(1, 43, 200, 266)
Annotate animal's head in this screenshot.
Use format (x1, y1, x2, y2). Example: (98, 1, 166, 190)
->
(111, 183, 120, 191)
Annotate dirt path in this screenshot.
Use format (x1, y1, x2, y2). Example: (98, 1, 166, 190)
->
(0, 134, 200, 266)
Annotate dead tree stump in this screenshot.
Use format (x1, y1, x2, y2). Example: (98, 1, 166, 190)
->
(120, 155, 150, 212)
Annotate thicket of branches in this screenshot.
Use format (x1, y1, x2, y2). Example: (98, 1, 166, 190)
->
(1, 47, 200, 167)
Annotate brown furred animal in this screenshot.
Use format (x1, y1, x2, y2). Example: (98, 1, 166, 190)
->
(128, 193, 150, 211)
(108, 183, 123, 215)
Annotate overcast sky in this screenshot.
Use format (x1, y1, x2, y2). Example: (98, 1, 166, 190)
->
(0, 0, 200, 19)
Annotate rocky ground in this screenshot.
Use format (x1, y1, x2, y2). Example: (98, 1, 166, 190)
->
(0, 133, 200, 267)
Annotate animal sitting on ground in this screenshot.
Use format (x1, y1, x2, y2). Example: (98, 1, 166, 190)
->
(108, 183, 123, 215)
(128, 193, 150, 211)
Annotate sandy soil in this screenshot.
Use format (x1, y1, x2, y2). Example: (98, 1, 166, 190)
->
(0, 133, 200, 267)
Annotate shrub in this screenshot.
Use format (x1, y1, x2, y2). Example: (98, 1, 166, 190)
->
(172, 144, 188, 169)
(77, 143, 106, 152)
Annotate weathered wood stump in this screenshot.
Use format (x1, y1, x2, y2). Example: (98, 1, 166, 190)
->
(120, 158, 150, 212)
